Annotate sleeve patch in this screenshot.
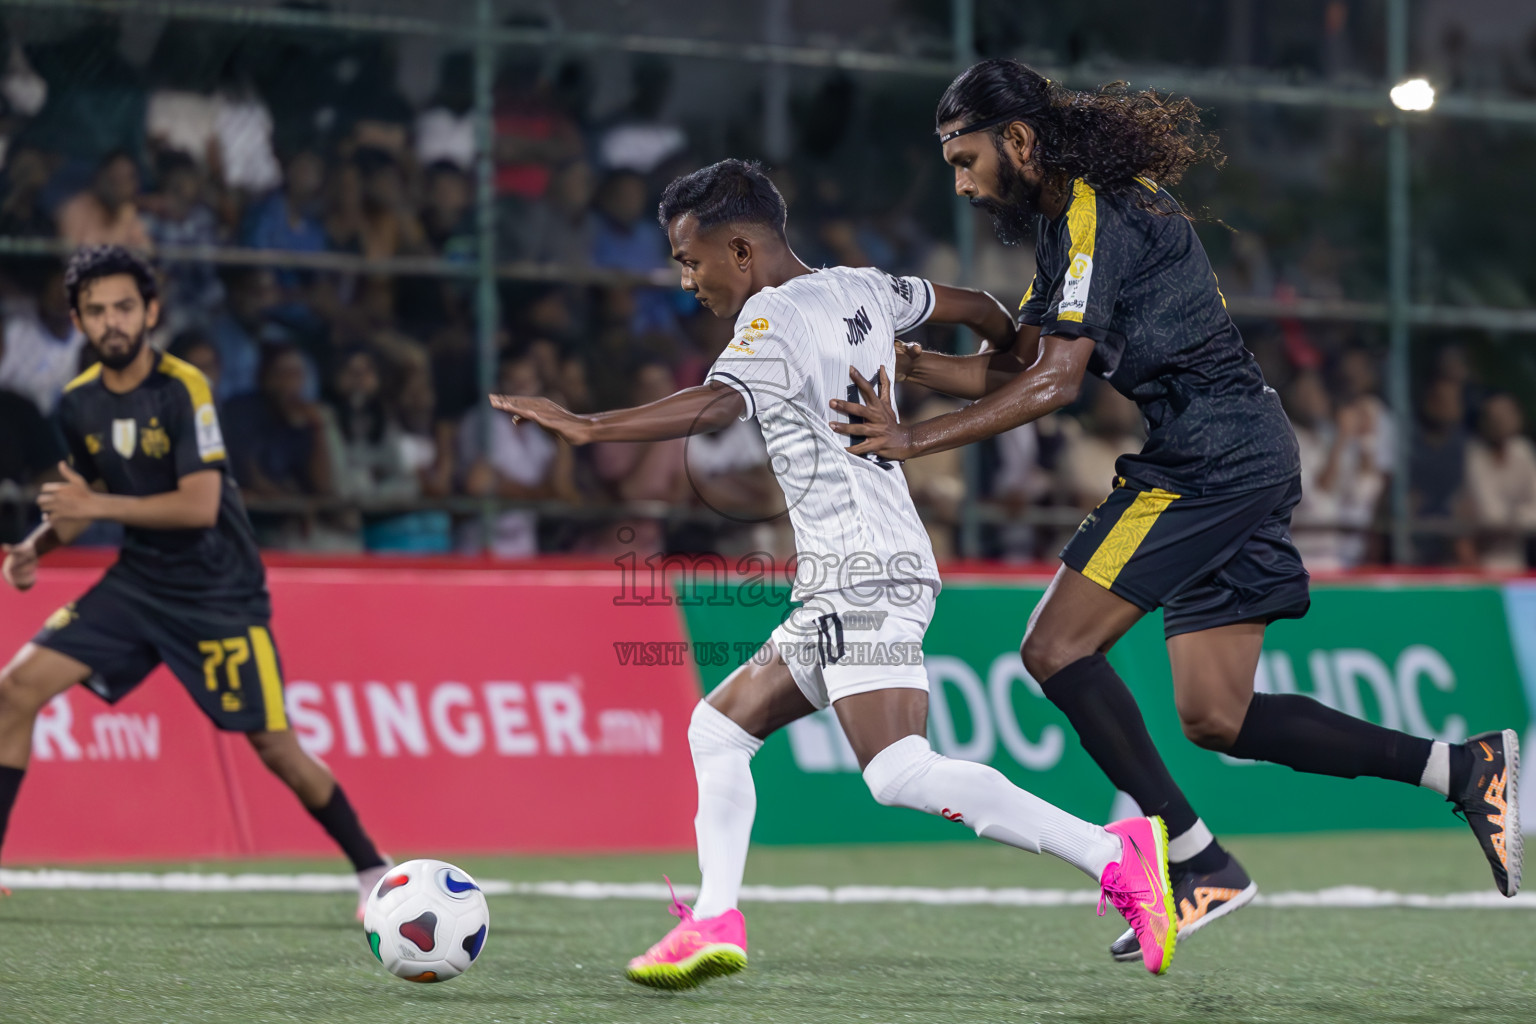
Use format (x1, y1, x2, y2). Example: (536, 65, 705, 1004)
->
(195, 403, 226, 461)
(1058, 254, 1094, 321)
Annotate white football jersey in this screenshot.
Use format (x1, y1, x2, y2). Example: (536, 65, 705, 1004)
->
(706, 266, 940, 601)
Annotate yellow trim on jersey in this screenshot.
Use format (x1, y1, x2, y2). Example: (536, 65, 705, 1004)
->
(1058, 180, 1098, 324)
(62, 363, 103, 393)
(1081, 487, 1180, 589)
(248, 626, 288, 732)
(1018, 278, 1035, 311)
(157, 352, 225, 462)
(1135, 175, 1159, 193)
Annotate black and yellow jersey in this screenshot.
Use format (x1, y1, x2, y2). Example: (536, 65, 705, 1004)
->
(56, 351, 268, 610)
(1019, 178, 1300, 496)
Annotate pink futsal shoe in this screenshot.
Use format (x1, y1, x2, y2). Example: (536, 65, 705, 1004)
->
(1098, 816, 1177, 976)
(625, 878, 747, 990)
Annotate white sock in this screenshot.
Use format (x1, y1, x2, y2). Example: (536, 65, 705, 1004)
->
(688, 701, 763, 919)
(1167, 819, 1215, 865)
(1419, 741, 1451, 797)
(862, 735, 1122, 881)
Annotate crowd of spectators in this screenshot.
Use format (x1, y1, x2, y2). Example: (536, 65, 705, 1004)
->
(2, 16, 1536, 570)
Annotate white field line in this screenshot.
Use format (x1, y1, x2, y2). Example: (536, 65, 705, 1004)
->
(2, 870, 1534, 910)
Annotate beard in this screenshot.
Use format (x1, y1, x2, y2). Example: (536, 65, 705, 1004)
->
(92, 325, 148, 370)
(971, 137, 1044, 247)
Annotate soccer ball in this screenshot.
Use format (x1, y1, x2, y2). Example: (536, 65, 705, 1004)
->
(363, 859, 490, 982)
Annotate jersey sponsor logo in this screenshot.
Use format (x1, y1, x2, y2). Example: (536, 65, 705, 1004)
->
(195, 403, 226, 461)
(1059, 253, 1094, 317)
(112, 418, 136, 459)
(844, 306, 872, 346)
(84, 434, 101, 455)
(749, 317, 770, 332)
(727, 337, 757, 355)
(140, 418, 170, 459)
(887, 274, 914, 304)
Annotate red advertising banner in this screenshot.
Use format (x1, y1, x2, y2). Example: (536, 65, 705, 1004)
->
(1, 566, 699, 862)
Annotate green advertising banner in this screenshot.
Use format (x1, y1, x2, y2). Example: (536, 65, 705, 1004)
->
(680, 582, 1531, 843)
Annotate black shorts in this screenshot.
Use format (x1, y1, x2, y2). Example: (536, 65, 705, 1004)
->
(32, 576, 290, 733)
(1060, 476, 1311, 638)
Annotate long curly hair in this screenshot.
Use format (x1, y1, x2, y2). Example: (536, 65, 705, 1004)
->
(936, 59, 1224, 208)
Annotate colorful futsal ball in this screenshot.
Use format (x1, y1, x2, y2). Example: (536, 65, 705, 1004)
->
(363, 859, 490, 982)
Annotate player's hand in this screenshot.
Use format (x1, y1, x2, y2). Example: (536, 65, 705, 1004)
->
(37, 462, 99, 521)
(488, 394, 595, 446)
(1, 540, 38, 592)
(894, 341, 923, 382)
(828, 365, 914, 461)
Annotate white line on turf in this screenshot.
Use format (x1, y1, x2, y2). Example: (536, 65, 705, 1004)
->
(2, 870, 1534, 909)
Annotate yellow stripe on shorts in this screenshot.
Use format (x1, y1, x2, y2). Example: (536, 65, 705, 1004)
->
(1080, 488, 1180, 590)
(247, 626, 288, 732)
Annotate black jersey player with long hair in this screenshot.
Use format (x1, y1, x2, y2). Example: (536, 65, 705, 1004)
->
(0, 246, 389, 913)
(834, 59, 1521, 961)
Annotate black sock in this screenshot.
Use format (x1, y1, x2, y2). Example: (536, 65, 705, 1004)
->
(1227, 693, 1433, 785)
(307, 785, 385, 873)
(0, 766, 24, 861)
(1040, 655, 1224, 871)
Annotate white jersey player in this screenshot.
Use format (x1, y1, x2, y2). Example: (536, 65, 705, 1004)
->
(490, 159, 1179, 988)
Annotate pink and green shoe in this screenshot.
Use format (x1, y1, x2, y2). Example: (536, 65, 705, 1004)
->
(1099, 816, 1177, 976)
(625, 879, 747, 990)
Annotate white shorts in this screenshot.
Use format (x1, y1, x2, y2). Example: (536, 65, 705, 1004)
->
(768, 584, 936, 710)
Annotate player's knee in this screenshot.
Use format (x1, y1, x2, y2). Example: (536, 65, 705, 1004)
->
(861, 735, 938, 808)
(1177, 705, 1241, 751)
(0, 662, 52, 720)
(1019, 631, 1083, 686)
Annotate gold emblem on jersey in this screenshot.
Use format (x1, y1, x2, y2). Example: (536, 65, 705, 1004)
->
(112, 418, 137, 458)
(749, 317, 770, 332)
(84, 434, 101, 455)
(141, 417, 170, 459)
(44, 603, 77, 632)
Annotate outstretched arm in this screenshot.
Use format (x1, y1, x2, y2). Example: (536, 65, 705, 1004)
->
(897, 321, 1043, 400)
(831, 333, 1095, 461)
(490, 382, 747, 445)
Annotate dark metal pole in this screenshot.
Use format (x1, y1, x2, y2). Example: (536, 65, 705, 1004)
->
(952, 0, 981, 561)
(474, 0, 500, 553)
(1386, 0, 1413, 564)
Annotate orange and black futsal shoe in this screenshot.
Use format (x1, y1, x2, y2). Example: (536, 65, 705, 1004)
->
(1452, 729, 1522, 897)
(1109, 853, 1258, 963)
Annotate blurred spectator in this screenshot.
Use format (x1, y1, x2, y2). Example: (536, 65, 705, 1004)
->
(1409, 377, 1473, 566)
(141, 150, 224, 332)
(590, 171, 667, 273)
(1335, 345, 1397, 475)
(396, 365, 454, 498)
(508, 158, 594, 264)
(493, 58, 582, 203)
(421, 161, 474, 259)
(1466, 394, 1536, 570)
(0, 261, 86, 415)
(989, 419, 1051, 561)
(56, 149, 151, 250)
(328, 148, 426, 260)
(590, 361, 688, 552)
(416, 51, 476, 173)
(0, 146, 56, 237)
(1286, 372, 1351, 571)
(334, 48, 414, 159)
(241, 149, 329, 279)
(167, 329, 221, 398)
(209, 266, 284, 401)
(329, 347, 417, 502)
(596, 57, 687, 174)
(224, 344, 336, 501)
(1058, 383, 1144, 511)
(22, 21, 145, 164)
(0, 387, 60, 478)
(458, 352, 577, 557)
(685, 415, 777, 520)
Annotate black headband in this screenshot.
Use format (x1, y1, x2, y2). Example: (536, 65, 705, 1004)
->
(938, 106, 1036, 144)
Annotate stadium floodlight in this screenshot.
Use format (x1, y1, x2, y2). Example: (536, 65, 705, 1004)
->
(1390, 78, 1436, 112)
